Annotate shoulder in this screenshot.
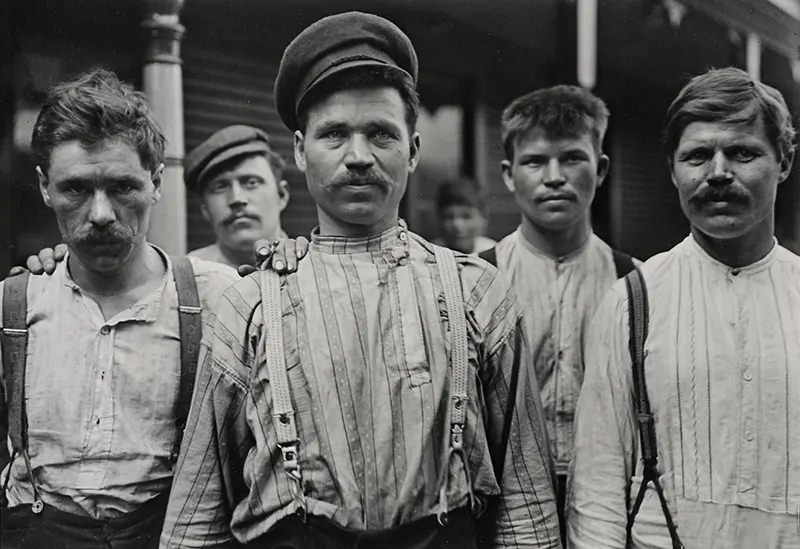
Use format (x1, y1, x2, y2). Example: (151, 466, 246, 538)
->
(773, 244, 800, 273)
(180, 256, 239, 311)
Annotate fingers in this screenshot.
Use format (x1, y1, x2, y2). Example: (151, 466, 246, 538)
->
(283, 240, 297, 273)
(54, 243, 68, 261)
(271, 239, 288, 272)
(295, 236, 310, 260)
(237, 264, 257, 277)
(8, 266, 26, 277)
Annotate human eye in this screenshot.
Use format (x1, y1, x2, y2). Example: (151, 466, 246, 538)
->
(521, 156, 545, 167)
(729, 147, 759, 163)
(113, 182, 137, 195)
(679, 148, 711, 166)
(241, 176, 264, 189)
(58, 181, 89, 197)
(563, 152, 587, 164)
(207, 180, 228, 194)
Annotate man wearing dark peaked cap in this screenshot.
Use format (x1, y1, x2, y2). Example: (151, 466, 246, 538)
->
(184, 125, 290, 269)
(162, 11, 560, 548)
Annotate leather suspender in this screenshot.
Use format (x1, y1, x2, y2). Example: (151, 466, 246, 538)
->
(2, 272, 29, 457)
(1, 271, 43, 512)
(624, 268, 683, 549)
(170, 256, 202, 466)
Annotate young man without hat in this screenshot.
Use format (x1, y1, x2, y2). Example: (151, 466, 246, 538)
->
(569, 67, 799, 548)
(162, 11, 560, 549)
(479, 86, 638, 536)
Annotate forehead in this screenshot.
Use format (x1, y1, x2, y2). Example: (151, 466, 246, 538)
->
(305, 86, 407, 127)
(676, 116, 772, 149)
(46, 139, 148, 180)
(512, 126, 595, 154)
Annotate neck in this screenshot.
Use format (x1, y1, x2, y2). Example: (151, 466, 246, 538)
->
(519, 215, 591, 258)
(691, 220, 775, 268)
(67, 240, 164, 296)
(316, 206, 399, 238)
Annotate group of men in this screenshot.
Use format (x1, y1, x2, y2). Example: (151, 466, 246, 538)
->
(0, 9, 798, 549)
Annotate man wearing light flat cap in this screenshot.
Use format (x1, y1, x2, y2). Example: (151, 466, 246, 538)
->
(184, 125, 290, 269)
(162, 11, 560, 549)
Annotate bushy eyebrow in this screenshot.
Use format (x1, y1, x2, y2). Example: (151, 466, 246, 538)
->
(54, 175, 144, 188)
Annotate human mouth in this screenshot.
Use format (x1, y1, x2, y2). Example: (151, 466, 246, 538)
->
(538, 192, 577, 203)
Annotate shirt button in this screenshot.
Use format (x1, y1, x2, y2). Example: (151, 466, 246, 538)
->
(100, 326, 110, 335)
(398, 257, 408, 266)
(398, 231, 407, 242)
(745, 432, 754, 442)
(743, 371, 753, 381)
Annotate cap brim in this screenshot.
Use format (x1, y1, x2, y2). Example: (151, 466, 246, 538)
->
(294, 59, 413, 122)
(194, 141, 271, 190)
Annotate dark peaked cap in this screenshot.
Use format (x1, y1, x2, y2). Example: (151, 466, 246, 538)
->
(274, 11, 419, 131)
(184, 125, 273, 192)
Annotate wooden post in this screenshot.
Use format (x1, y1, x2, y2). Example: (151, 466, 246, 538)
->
(142, 0, 186, 254)
(576, 0, 598, 89)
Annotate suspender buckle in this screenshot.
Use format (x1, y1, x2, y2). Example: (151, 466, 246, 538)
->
(31, 499, 44, 514)
(279, 442, 301, 478)
(637, 412, 654, 425)
(450, 424, 464, 451)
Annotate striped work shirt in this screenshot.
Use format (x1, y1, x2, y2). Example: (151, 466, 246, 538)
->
(0, 249, 237, 518)
(569, 236, 800, 548)
(161, 223, 560, 548)
(494, 229, 630, 474)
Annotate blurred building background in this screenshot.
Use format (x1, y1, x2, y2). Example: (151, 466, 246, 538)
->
(2, 0, 799, 274)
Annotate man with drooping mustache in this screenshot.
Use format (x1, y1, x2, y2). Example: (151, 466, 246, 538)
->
(161, 11, 560, 548)
(569, 67, 799, 548)
(0, 69, 237, 548)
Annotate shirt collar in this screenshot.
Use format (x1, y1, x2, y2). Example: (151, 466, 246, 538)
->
(311, 219, 409, 255)
(61, 244, 171, 325)
(514, 226, 594, 264)
(685, 234, 778, 275)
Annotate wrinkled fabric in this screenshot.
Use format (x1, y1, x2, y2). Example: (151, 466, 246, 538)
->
(569, 236, 800, 548)
(0, 249, 237, 519)
(161, 223, 560, 548)
(495, 229, 628, 474)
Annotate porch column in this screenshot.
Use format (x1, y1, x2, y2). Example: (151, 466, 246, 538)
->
(142, 0, 186, 254)
(576, 0, 598, 89)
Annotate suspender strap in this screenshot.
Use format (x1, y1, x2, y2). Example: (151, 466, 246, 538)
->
(432, 246, 473, 525)
(259, 266, 305, 514)
(2, 271, 30, 455)
(613, 249, 636, 279)
(623, 268, 683, 549)
(170, 257, 202, 465)
(1, 272, 43, 512)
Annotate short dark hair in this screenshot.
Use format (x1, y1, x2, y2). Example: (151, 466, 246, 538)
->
(664, 67, 796, 162)
(436, 178, 486, 215)
(501, 85, 610, 161)
(296, 66, 420, 134)
(32, 68, 166, 173)
(199, 150, 287, 194)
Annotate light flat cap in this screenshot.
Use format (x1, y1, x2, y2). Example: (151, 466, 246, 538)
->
(274, 11, 418, 131)
(184, 125, 273, 192)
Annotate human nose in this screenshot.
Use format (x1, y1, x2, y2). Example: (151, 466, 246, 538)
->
(227, 181, 248, 207)
(544, 158, 565, 186)
(344, 134, 375, 170)
(708, 150, 733, 185)
(88, 191, 115, 226)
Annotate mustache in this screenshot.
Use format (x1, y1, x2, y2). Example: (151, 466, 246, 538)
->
(222, 211, 260, 226)
(689, 186, 749, 206)
(68, 225, 134, 247)
(330, 171, 392, 188)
